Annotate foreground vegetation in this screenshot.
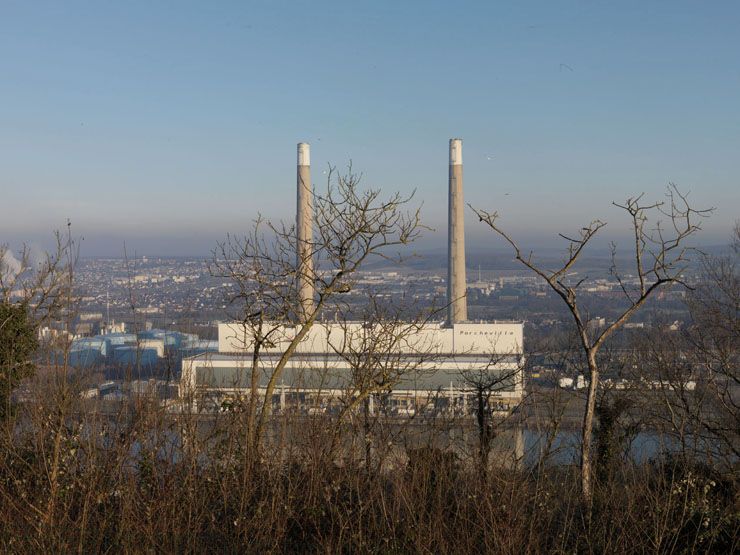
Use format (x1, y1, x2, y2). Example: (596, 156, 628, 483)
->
(0, 388, 737, 554)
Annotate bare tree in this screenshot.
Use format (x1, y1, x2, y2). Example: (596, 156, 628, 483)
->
(210, 166, 424, 452)
(0, 226, 77, 417)
(684, 222, 739, 460)
(471, 185, 712, 503)
(325, 294, 441, 455)
(615, 226, 738, 466)
(459, 350, 523, 478)
(0, 227, 76, 325)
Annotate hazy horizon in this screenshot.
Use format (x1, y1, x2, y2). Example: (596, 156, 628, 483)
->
(2, 228, 733, 261)
(2, 1, 738, 256)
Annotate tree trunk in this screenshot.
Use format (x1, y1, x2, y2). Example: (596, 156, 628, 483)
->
(581, 349, 599, 504)
(476, 388, 491, 480)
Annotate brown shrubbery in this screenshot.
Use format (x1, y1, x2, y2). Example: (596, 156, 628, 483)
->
(1, 385, 736, 554)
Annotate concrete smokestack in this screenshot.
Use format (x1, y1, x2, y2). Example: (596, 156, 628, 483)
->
(447, 138, 468, 324)
(296, 142, 314, 318)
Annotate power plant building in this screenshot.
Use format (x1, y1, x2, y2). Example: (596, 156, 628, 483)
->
(180, 140, 525, 414)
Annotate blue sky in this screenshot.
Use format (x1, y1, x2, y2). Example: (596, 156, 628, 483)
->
(1, 1, 738, 256)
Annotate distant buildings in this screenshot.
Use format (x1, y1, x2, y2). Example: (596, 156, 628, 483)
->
(56, 328, 217, 372)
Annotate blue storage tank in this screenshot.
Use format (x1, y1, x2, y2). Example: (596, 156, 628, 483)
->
(67, 348, 104, 368)
(112, 346, 158, 367)
(70, 337, 110, 356)
(105, 333, 137, 346)
(139, 329, 183, 348)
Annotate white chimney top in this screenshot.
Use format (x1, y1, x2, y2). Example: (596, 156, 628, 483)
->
(449, 138, 462, 165)
(297, 142, 310, 166)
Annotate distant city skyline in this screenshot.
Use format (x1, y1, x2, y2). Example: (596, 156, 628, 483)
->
(1, 1, 738, 256)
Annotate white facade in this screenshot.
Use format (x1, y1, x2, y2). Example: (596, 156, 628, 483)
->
(181, 320, 525, 411)
(217, 321, 523, 357)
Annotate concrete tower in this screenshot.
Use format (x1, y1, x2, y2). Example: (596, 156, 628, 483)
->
(296, 142, 314, 318)
(447, 138, 468, 324)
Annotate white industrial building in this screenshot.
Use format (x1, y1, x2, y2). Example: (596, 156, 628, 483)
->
(180, 140, 525, 415)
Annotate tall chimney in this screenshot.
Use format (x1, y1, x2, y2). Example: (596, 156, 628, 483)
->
(296, 142, 314, 318)
(447, 138, 467, 324)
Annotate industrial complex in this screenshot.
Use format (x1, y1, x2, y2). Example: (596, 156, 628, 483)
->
(180, 140, 525, 414)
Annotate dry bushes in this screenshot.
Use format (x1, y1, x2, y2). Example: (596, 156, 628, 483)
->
(1, 383, 737, 554)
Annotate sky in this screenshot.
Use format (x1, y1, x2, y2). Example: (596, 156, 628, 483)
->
(1, 1, 738, 256)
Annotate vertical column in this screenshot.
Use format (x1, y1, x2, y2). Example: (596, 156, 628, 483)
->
(297, 142, 314, 318)
(448, 138, 468, 324)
